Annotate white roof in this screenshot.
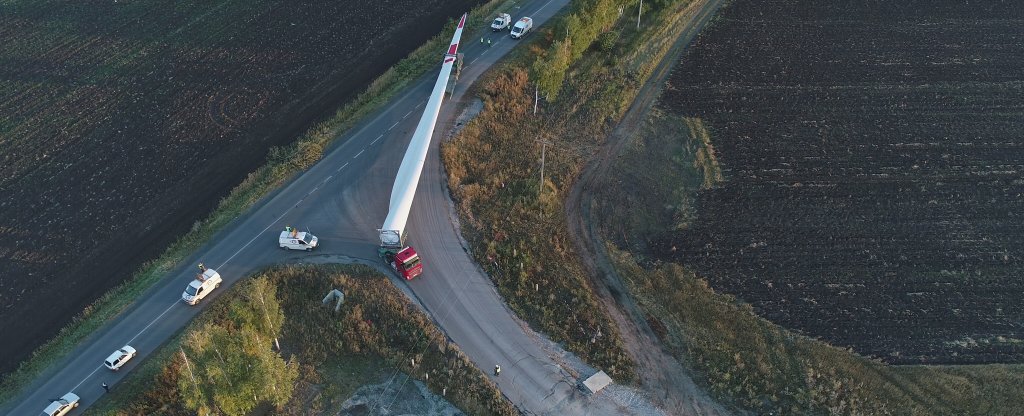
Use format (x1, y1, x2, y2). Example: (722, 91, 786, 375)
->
(582, 370, 612, 394)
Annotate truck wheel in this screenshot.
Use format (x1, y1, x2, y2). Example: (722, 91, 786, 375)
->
(280, 245, 287, 250)
(215, 282, 221, 288)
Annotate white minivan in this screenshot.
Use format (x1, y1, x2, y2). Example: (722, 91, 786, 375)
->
(182, 268, 222, 305)
(104, 345, 137, 371)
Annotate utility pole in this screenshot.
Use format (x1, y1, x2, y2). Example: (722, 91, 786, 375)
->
(536, 138, 552, 197)
(637, 0, 643, 29)
(533, 85, 539, 115)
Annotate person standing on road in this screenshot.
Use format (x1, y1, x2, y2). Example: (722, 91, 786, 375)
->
(494, 365, 501, 376)
(102, 382, 109, 392)
(197, 262, 206, 272)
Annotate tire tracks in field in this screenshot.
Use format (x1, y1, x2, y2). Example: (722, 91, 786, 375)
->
(565, 0, 734, 414)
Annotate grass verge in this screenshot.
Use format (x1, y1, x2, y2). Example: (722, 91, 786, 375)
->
(596, 107, 1024, 414)
(0, 0, 512, 405)
(87, 264, 515, 415)
(441, 0, 706, 381)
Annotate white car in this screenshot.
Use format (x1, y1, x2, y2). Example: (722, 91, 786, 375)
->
(182, 268, 222, 305)
(42, 392, 79, 416)
(104, 345, 137, 371)
(279, 230, 318, 251)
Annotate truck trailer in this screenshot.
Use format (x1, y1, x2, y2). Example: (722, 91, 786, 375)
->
(377, 13, 467, 280)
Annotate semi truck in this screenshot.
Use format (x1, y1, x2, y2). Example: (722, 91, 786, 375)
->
(377, 13, 467, 280)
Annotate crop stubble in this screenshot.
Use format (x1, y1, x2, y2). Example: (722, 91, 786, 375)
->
(653, 0, 1024, 364)
(0, 0, 481, 375)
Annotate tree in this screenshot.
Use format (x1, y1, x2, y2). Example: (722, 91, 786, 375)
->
(177, 279, 297, 415)
(532, 39, 573, 101)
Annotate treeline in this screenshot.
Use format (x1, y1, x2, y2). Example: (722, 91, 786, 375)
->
(94, 266, 513, 416)
(532, 0, 681, 100)
(177, 277, 296, 415)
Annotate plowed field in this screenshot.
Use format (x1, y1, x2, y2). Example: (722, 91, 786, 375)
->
(653, 0, 1024, 364)
(0, 0, 480, 375)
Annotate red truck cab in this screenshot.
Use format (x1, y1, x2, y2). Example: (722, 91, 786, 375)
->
(393, 246, 423, 280)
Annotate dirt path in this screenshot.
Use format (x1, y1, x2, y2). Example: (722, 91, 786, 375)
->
(564, 0, 733, 414)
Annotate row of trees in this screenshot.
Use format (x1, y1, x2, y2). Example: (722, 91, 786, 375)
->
(532, 0, 632, 100)
(532, 0, 687, 100)
(176, 277, 297, 415)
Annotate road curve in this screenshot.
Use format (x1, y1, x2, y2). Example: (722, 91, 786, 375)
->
(0, 0, 644, 414)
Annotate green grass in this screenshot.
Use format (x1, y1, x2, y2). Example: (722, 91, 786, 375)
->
(86, 264, 515, 416)
(441, 0, 706, 382)
(0, 0, 512, 406)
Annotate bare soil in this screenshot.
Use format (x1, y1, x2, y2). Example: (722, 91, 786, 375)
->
(0, 0, 481, 376)
(565, 0, 733, 414)
(651, 0, 1024, 364)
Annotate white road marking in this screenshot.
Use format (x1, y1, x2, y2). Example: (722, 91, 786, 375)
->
(128, 302, 178, 345)
(336, 162, 349, 172)
(354, 149, 365, 158)
(56, 2, 569, 408)
(72, 366, 104, 391)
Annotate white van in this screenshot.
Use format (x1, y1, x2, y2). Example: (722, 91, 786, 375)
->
(42, 392, 79, 416)
(279, 229, 318, 251)
(511, 17, 533, 39)
(182, 268, 222, 305)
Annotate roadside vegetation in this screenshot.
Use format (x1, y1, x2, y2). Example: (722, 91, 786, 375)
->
(444, 0, 1024, 413)
(596, 110, 1024, 414)
(0, 0, 511, 405)
(88, 264, 514, 415)
(442, 0, 706, 381)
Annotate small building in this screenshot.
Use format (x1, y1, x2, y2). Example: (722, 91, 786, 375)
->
(581, 370, 612, 394)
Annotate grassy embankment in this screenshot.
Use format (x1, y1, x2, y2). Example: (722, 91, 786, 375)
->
(441, 0, 706, 381)
(87, 265, 515, 415)
(598, 109, 1024, 414)
(0, 0, 512, 405)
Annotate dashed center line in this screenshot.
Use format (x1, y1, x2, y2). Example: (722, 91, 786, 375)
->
(403, 110, 413, 119)
(354, 149, 365, 158)
(371, 134, 383, 145)
(388, 121, 400, 130)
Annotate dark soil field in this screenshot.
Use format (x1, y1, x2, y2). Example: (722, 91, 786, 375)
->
(0, 0, 480, 375)
(652, 0, 1024, 364)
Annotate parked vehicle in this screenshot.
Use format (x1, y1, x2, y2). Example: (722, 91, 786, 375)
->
(181, 268, 222, 305)
(103, 345, 137, 371)
(491, 13, 511, 31)
(279, 227, 317, 251)
(42, 392, 79, 416)
(511, 17, 533, 39)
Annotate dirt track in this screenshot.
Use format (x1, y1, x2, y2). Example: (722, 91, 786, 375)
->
(564, 0, 731, 414)
(0, 0, 481, 376)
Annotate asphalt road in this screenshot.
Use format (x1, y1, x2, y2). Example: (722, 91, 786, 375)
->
(0, 0, 637, 414)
